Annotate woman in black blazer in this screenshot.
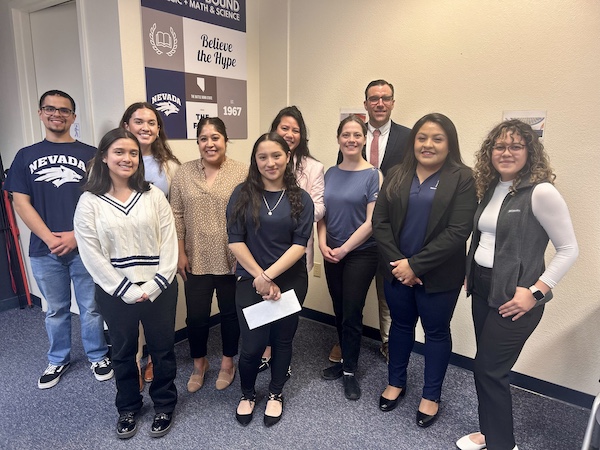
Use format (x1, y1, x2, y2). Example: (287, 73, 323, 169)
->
(372, 113, 477, 428)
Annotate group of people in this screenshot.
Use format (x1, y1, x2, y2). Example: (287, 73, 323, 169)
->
(4, 80, 578, 450)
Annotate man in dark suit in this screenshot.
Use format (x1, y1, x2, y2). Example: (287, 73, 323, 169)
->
(332, 79, 411, 362)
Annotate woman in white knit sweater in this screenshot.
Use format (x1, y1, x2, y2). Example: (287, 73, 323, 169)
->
(74, 128, 178, 440)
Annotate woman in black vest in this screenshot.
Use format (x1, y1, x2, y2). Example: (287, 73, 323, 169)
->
(456, 120, 578, 450)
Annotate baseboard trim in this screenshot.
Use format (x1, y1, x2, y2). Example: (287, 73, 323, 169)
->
(298, 307, 593, 409)
(169, 307, 593, 409)
(16, 287, 593, 407)
(0, 294, 41, 311)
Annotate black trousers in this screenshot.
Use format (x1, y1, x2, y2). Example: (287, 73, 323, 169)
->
(471, 264, 543, 450)
(324, 246, 378, 373)
(184, 273, 239, 359)
(95, 280, 178, 415)
(236, 260, 307, 397)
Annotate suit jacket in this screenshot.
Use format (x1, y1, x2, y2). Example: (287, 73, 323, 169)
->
(372, 163, 477, 293)
(337, 120, 411, 176)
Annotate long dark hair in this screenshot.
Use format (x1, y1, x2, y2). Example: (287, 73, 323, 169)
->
(120, 102, 180, 169)
(228, 132, 303, 230)
(84, 128, 150, 195)
(270, 106, 313, 174)
(385, 113, 467, 200)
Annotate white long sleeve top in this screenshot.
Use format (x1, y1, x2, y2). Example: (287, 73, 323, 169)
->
(475, 181, 578, 288)
(74, 185, 178, 304)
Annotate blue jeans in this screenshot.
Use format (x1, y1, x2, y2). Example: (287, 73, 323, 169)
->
(385, 279, 460, 401)
(30, 252, 108, 365)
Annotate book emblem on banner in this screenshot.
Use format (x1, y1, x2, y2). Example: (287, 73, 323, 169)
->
(149, 23, 178, 56)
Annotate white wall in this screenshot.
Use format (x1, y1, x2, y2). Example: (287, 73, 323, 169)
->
(1, 0, 598, 396)
(0, 0, 261, 329)
(258, 0, 600, 396)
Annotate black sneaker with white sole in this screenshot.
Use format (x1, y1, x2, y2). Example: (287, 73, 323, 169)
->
(91, 357, 114, 381)
(38, 363, 70, 389)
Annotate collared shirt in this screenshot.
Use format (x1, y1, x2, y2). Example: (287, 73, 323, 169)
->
(367, 120, 392, 169)
(399, 171, 441, 257)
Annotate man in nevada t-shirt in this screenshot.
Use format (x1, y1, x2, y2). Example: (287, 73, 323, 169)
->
(4, 90, 113, 389)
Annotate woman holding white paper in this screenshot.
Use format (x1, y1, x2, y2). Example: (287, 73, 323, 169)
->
(226, 132, 313, 427)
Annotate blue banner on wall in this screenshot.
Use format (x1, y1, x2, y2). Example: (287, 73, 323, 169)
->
(141, 0, 247, 139)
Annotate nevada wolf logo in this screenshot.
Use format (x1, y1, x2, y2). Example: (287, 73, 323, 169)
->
(155, 101, 180, 116)
(34, 166, 82, 187)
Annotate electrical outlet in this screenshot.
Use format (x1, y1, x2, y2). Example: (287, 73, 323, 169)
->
(313, 262, 322, 277)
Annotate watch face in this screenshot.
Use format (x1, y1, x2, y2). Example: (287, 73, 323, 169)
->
(532, 289, 545, 301)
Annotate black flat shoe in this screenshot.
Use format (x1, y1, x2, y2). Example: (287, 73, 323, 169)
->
(116, 412, 137, 439)
(343, 374, 361, 400)
(150, 412, 173, 438)
(322, 362, 343, 380)
(264, 392, 284, 427)
(235, 393, 256, 426)
(416, 400, 440, 428)
(379, 386, 406, 412)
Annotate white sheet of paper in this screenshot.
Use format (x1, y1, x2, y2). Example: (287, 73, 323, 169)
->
(242, 289, 302, 330)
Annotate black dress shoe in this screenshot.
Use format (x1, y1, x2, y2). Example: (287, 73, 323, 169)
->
(235, 393, 256, 426)
(343, 374, 361, 400)
(150, 412, 173, 438)
(379, 387, 406, 412)
(416, 401, 440, 428)
(264, 392, 284, 427)
(116, 412, 137, 439)
(322, 362, 343, 380)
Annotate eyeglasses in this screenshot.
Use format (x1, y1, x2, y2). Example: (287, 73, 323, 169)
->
(366, 96, 394, 105)
(40, 106, 74, 117)
(492, 144, 526, 153)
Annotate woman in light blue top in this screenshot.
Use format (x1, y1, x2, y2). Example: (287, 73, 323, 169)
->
(318, 115, 382, 401)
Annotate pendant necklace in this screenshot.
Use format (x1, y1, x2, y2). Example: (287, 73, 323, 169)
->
(262, 189, 286, 215)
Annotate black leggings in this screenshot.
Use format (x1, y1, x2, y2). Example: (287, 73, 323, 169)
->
(236, 260, 307, 397)
(184, 273, 239, 359)
(324, 246, 378, 373)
